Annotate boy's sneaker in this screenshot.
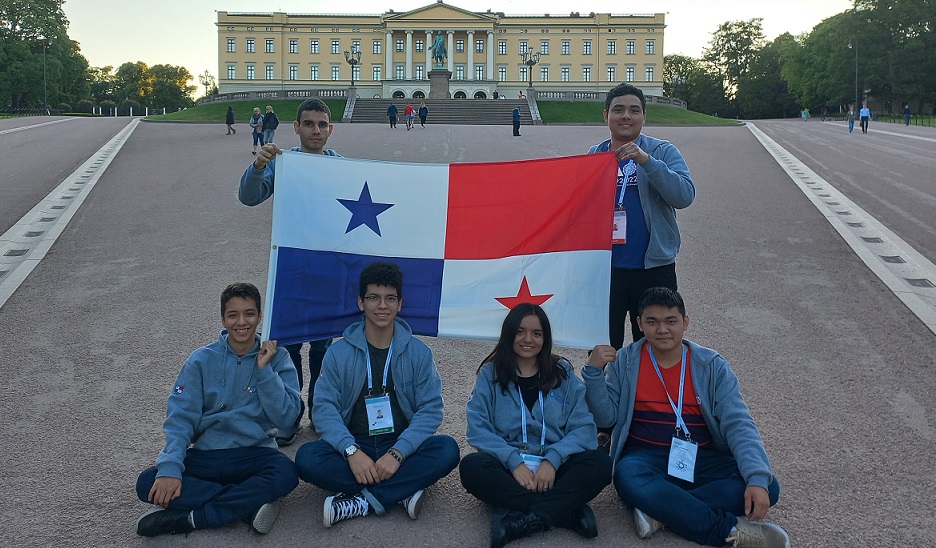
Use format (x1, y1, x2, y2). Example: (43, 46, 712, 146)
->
(400, 489, 425, 519)
(247, 501, 280, 534)
(633, 507, 663, 539)
(275, 432, 297, 447)
(324, 492, 369, 528)
(136, 507, 194, 537)
(726, 517, 791, 548)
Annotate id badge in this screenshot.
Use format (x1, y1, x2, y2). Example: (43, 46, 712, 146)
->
(365, 395, 395, 435)
(612, 209, 627, 244)
(520, 453, 545, 474)
(667, 436, 697, 482)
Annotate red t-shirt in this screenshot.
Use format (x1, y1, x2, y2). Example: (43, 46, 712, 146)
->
(625, 343, 711, 450)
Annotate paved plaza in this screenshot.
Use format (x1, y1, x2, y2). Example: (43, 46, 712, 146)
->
(1, 116, 935, 547)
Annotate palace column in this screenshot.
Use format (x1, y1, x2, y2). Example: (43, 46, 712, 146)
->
(385, 31, 393, 79)
(405, 30, 413, 79)
(487, 31, 495, 80)
(466, 30, 475, 80)
(447, 31, 454, 72)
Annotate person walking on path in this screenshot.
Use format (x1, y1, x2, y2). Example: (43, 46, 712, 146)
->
(801, 108, 809, 122)
(903, 103, 911, 126)
(404, 104, 415, 130)
(846, 105, 856, 133)
(387, 103, 398, 128)
(859, 103, 871, 133)
(249, 107, 264, 154)
(262, 106, 279, 145)
(513, 106, 522, 136)
(134, 283, 301, 538)
(418, 102, 428, 128)
(225, 106, 236, 135)
(461, 303, 611, 547)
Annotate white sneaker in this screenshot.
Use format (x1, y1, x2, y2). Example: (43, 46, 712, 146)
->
(726, 517, 791, 548)
(633, 507, 663, 539)
(249, 500, 279, 534)
(323, 492, 369, 528)
(400, 489, 425, 519)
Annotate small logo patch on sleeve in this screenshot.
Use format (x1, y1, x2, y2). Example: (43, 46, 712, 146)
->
(173, 385, 184, 394)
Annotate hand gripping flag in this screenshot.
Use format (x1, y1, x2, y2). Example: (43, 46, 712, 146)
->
(261, 152, 615, 348)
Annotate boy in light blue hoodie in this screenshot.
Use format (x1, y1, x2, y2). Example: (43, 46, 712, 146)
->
(134, 283, 301, 537)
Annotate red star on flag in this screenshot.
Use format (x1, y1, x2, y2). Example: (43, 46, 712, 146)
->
(495, 276, 554, 309)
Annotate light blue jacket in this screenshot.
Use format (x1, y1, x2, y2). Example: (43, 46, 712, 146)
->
(587, 134, 695, 268)
(581, 339, 774, 490)
(312, 317, 445, 459)
(238, 146, 342, 206)
(466, 359, 597, 473)
(155, 332, 301, 479)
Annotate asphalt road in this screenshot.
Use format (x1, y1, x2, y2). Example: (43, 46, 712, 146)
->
(1, 117, 934, 547)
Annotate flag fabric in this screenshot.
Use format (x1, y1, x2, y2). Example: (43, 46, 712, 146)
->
(262, 152, 615, 348)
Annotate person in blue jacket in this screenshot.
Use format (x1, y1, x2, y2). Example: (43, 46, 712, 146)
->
(583, 287, 789, 547)
(295, 262, 459, 528)
(387, 103, 398, 128)
(134, 283, 301, 537)
(238, 98, 340, 446)
(461, 303, 611, 548)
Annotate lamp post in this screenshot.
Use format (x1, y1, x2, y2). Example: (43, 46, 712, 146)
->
(344, 45, 362, 88)
(670, 76, 686, 101)
(43, 42, 49, 115)
(847, 40, 858, 109)
(520, 49, 541, 89)
(198, 70, 215, 99)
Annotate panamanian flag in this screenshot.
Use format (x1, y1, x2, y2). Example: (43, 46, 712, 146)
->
(261, 152, 615, 348)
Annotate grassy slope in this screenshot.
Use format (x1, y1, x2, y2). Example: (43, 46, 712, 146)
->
(146, 98, 737, 125)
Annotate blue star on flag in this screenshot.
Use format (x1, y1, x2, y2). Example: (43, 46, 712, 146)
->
(337, 182, 394, 236)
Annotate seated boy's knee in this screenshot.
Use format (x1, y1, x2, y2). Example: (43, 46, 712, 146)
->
(135, 467, 158, 502)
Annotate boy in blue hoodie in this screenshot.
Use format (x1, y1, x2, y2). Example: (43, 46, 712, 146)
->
(295, 262, 459, 528)
(583, 288, 789, 548)
(134, 283, 301, 537)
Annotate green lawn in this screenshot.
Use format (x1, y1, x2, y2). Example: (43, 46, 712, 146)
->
(145, 98, 737, 125)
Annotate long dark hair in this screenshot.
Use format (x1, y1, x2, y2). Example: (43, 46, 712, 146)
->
(478, 303, 567, 393)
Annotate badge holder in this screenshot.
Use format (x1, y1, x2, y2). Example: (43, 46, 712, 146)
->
(365, 393, 394, 436)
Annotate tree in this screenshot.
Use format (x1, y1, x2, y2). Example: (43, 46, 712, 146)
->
(148, 64, 195, 110)
(662, 54, 698, 100)
(703, 19, 766, 110)
(737, 34, 799, 119)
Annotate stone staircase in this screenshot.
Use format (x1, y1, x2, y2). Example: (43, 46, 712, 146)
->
(347, 98, 532, 125)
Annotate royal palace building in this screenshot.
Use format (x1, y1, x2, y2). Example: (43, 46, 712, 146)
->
(216, 1, 665, 100)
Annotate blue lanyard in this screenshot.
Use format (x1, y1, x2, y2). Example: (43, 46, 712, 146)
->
(647, 344, 691, 439)
(365, 341, 393, 396)
(517, 385, 546, 449)
(603, 137, 642, 206)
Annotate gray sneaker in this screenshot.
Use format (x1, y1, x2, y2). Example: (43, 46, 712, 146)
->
(324, 492, 369, 528)
(726, 517, 791, 548)
(248, 500, 280, 534)
(633, 507, 663, 539)
(400, 489, 425, 519)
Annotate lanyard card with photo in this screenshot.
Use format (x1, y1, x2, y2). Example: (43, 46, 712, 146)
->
(365, 394, 395, 435)
(520, 453, 545, 474)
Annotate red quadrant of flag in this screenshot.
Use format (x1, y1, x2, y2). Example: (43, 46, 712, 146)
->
(444, 154, 616, 260)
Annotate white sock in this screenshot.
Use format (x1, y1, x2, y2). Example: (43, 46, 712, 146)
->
(188, 511, 196, 528)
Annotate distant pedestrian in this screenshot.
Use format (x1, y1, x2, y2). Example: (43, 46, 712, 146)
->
(846, 105, 856, 133)
(418, 102, 428, 128)
(492, 90, 499, 100)
(513, 106, 522, 137)
(801, 108, 809, 122)
(903, 103, 911, 126)
(518, 91, 525, 100)
(225, 106, 236, 135)
(262, 106, 279, 145)
(249, 107, 264, 154)
(859, 103, 871, 133)
(405, 103, 415, 130)
(820, 107, 828, 121)
(387, 103, 398, 128)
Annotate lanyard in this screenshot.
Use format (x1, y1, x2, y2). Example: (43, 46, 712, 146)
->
(517, 385, 546, 449)
(604, 137, 642, 206)
(647, 344, 691, 439)
(365, 341, 393, 396)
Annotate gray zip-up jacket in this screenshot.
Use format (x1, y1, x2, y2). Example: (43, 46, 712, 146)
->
(581, 339, 774, 490)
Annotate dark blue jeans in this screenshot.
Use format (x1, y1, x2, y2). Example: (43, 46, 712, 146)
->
(136, 447, 298, 529)
(614, 448, 780, 546)
(295, 434, 459, 514)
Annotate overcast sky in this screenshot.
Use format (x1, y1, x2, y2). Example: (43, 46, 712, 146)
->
(62, 0, 853, 84)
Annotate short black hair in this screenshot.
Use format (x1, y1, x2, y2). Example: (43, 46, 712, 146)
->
(359, 262, 403, 300)
(221, 282, 262, 315)
(296, 98, 331, 122)
(637, 287, 686, 317)
(605, 83, 646, 112)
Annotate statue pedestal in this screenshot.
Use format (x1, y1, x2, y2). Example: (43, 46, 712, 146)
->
(428, 69, 452, 99)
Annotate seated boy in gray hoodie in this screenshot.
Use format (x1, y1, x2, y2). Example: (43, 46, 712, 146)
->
(134, 282, 301, 537)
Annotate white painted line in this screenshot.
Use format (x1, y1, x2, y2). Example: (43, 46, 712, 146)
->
(0, 117, 78, 135)
(748, 122, 936, 335)
(814, 120, 936, 143)
(0, 119, 141, 309)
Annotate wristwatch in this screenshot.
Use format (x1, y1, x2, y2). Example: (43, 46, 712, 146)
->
(344, 444, 360, 459)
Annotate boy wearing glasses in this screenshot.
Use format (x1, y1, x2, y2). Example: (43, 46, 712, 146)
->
(294, 262, 459, 527)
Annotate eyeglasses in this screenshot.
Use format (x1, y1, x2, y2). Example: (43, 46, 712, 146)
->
(363, 294, 399, 305)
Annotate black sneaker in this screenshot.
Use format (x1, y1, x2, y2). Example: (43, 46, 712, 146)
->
(136, 507, 193, 537)
(275, 432, 297, 447)
(324, 492, 369, 528)
(562, 504, 598, 539)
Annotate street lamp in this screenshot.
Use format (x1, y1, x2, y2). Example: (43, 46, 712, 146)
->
(669, 76, 686, 101)
(520, 49, 541, 89)
(344, 45, 362, 88)
(198, 70, 215, 98)
(42, 41, 49, 115)
(847, 41, 858, 110)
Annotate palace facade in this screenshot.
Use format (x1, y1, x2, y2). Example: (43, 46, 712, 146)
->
(217, 2, 665, 99)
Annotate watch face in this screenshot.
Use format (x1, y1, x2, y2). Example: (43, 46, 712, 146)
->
(345, 445, 357, 456)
